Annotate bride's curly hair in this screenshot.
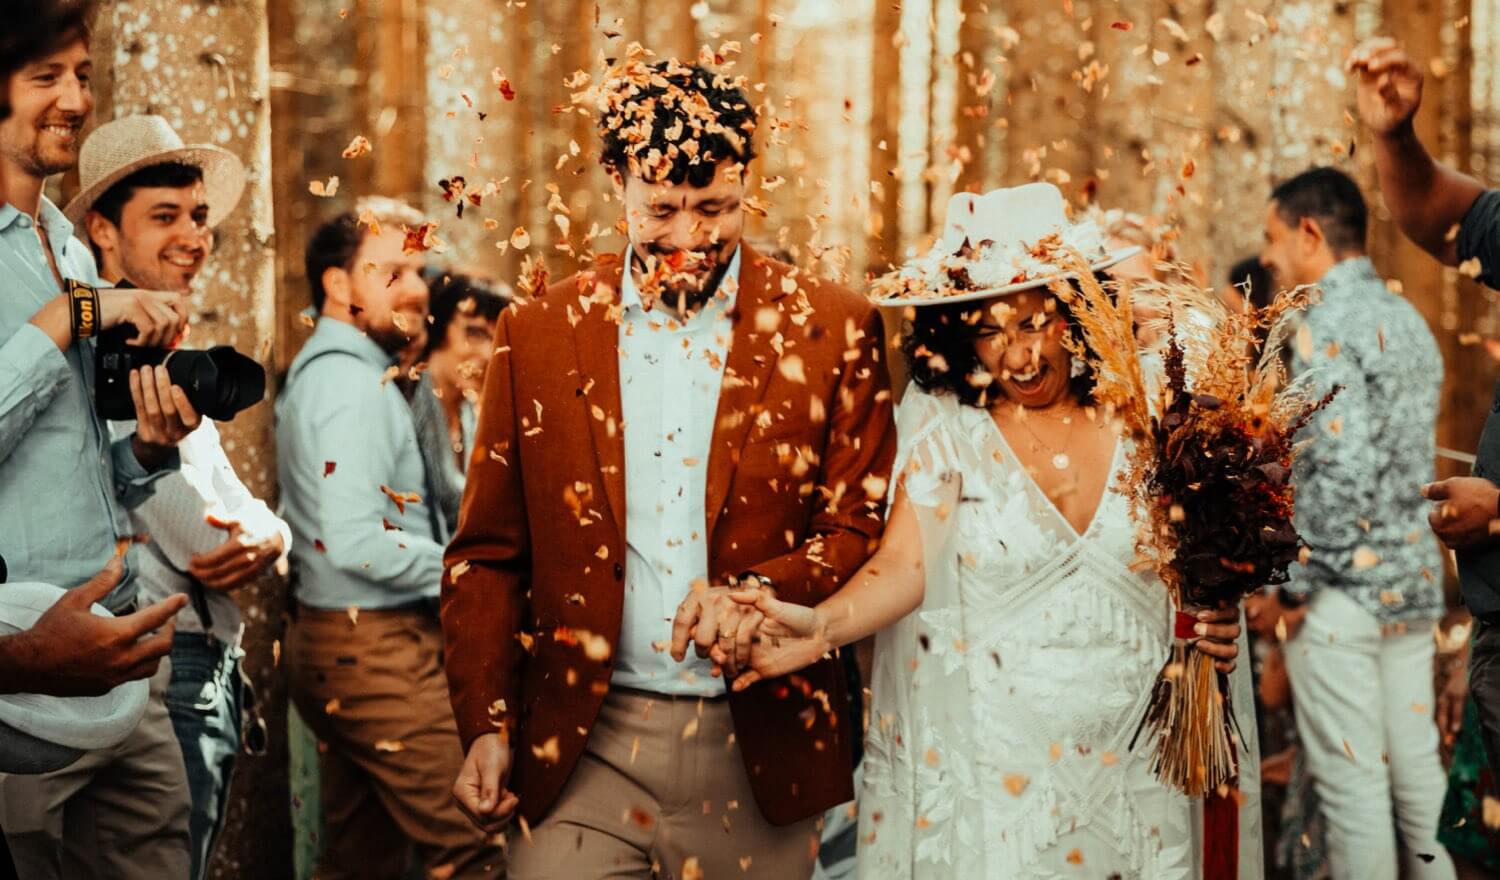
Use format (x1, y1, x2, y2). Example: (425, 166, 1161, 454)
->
(899, 280, 1103, 408)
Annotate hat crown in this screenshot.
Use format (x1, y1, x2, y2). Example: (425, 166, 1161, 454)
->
(941, 182, 1070, 253)
(77, 115, 189, 193)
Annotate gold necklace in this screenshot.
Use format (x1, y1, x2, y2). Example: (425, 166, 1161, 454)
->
(1007, 405, 1078, 471)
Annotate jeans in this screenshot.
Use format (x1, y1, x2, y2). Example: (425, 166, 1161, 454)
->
(163, 634, 243, 880)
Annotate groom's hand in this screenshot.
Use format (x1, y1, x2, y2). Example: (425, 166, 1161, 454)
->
(453, 733, 518, 833)
(670, 584, 754, 676)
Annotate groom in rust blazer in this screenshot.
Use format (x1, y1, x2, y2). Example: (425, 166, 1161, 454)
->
(441, 58, 896, 878)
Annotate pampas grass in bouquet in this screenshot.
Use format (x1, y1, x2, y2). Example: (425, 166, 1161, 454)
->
(1050, 255, 1337, 797)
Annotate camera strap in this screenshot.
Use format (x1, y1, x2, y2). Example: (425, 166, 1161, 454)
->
(66, 279, 100, 340)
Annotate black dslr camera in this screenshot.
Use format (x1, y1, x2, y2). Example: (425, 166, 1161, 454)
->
(93, 286, 266, 422)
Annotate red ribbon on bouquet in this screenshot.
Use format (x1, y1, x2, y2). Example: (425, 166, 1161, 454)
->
(1175, 610, 1240, 880)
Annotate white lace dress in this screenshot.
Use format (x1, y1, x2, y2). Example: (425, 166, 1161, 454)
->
(857, 389, 1262, 880)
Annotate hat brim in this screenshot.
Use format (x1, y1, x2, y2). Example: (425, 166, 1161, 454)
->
(0, 583, 150, 763)
(873, 246, 1142, 307)
(64, 145, 247, 230)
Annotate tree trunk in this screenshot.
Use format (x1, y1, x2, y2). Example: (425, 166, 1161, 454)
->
(87, 1, 289, 878)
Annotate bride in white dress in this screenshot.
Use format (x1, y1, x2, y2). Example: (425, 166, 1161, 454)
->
(721, 185, 1262, 879)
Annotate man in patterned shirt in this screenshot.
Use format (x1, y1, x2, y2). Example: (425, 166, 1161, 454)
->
(1348, 34, 1500, 801)
(1255, 166, 1454, 880)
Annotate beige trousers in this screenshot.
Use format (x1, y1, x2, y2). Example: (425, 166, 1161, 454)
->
(0, 661, 192, 880)
(507, 687, 823, 880)
(286, 605, 503, 880)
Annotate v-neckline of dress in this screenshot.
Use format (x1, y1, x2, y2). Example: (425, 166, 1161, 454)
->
(981, 408, 1122, 543)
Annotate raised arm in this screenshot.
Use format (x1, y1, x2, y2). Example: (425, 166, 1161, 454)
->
(1349, 37, 1486, 265)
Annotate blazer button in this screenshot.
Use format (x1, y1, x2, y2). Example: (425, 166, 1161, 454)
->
(613, 562, 624, 580)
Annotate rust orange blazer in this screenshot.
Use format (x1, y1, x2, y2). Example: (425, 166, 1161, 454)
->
(441, 243, 897, 826)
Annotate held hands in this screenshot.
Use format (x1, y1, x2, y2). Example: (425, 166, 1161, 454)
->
(721, 587, 831, 692)
(452, 733, 519, 833)
(1347, 37, 1425, 137)
(1423, 477, 1500, 550)
(668, 583, 765, 679)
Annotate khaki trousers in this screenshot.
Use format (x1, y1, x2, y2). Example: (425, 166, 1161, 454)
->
(0, 661, 192, 880)
(507, 688, 822, 880)
(286, 605, 503, 880)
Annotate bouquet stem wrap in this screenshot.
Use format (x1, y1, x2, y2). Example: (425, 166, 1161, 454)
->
(1133, 608, 1240, 797)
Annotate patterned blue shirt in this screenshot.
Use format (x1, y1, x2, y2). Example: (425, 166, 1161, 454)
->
(1286, 256, 1445, 623)
(0, 197, 173, 611)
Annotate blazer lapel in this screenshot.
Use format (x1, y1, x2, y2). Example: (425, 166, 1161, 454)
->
(572, 253, 628, 544)
(705, 243, 784, 541)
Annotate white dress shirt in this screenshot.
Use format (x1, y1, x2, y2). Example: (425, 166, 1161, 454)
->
(113, 418, 292, 645)
(613, 247, 741, 696)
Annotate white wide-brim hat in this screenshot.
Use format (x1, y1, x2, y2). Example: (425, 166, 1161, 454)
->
(872, 182, 1141, 306)
(64, 114, 246, 229)
(0, 582, 149, 774)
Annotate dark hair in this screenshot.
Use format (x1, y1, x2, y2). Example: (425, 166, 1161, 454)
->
(421, 273, 508, 360)
(901, 283, 1101, 409)
(598, 61, 758, 187)
(1226, 256, 1275, 311)
(1269, 167, 1368, 254)
(0, 0, 95, 121)
(305, 212, 363, 313)
(305, 197, 424, 312)
(89, 161, 204, 228)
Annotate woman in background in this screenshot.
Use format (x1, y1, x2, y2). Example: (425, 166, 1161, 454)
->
(409, 273, 508, 534)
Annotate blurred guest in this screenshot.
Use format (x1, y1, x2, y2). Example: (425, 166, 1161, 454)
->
(1220, 255, 1276, 314)
(1256, 166, 1453, 880)
(276, 198, 502, 880)
(70, 115, 284, 880)
(1349, 36, 1500, 789)
(408, 272, 507, 534)
(1433, 623, 1500, 879)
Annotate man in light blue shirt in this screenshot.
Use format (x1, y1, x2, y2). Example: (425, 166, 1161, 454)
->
(0, 19, 203, 880)
(277, 197, 500, 878)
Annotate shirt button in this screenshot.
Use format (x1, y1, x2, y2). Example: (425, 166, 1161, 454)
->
(17, 216, 31, 228)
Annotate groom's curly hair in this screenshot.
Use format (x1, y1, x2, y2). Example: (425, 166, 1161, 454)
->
(901, 280, 1102, 408)
(597, 60, 758, 188)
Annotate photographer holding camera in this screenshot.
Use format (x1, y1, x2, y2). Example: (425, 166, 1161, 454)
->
(0, 4, 204, 877)
(65, 114, 282, 880)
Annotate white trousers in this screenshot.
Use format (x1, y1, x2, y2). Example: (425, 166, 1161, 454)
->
(1283, 589, 1455, 880)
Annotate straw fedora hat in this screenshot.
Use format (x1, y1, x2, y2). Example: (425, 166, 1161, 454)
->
(872, 182, 1140, 306)
(64, 115, 246, 229)
(0, 582, 149, 774)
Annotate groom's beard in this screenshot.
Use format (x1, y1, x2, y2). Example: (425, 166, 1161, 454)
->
(631, 241, 735, 316)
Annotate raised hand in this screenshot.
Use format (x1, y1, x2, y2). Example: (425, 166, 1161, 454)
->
(0, 557, 189, 697)
(1347, 37, 1425, 136)
(723, 587, 832, 692)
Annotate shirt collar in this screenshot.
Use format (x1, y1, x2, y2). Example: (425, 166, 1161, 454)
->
(308, 316, 399, 368)
(619, 244, 742, 319)
(1318, 255, 1378, 294)
(0, 196, 77, 262)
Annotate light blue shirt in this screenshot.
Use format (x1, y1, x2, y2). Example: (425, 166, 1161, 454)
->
(277, 318, 445, 609)
(0, 197, 171, 611)
(614, 246, 740, 695)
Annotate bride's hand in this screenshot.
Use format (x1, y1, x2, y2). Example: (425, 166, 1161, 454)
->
(1191, 605, 1242, 674)
(723, 588, 832, 692)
